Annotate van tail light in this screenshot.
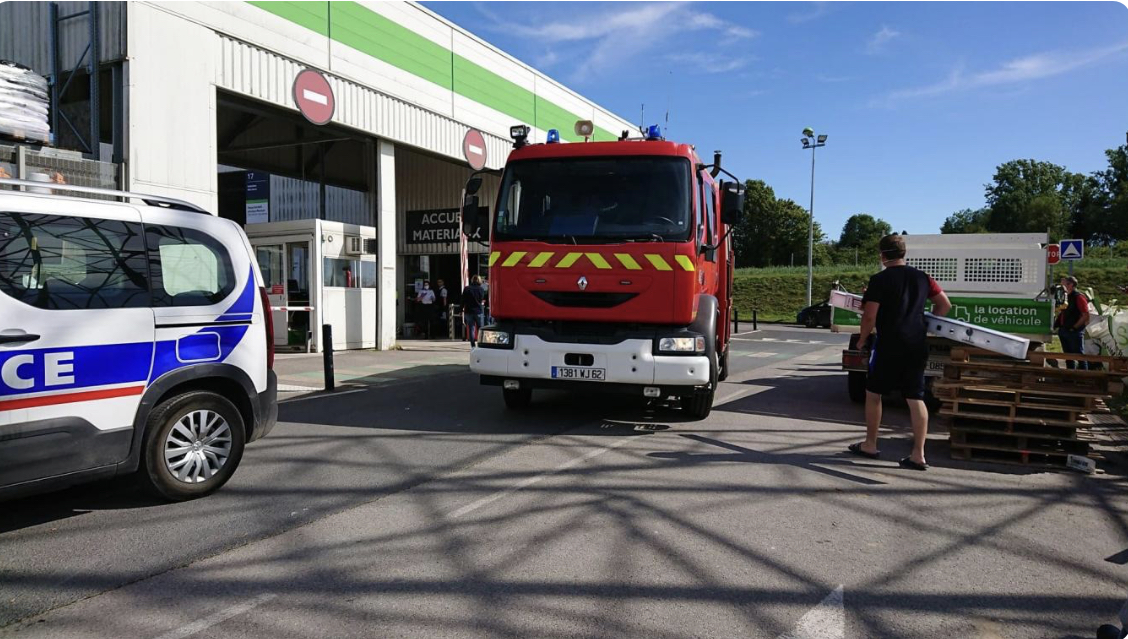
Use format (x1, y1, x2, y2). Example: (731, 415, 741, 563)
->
(259, 287, 275, 370)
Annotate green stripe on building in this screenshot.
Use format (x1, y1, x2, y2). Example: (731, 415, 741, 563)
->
(248, 2, 623, 146)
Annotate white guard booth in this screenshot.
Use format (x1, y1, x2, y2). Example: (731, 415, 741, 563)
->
(247, 219, 378, 352)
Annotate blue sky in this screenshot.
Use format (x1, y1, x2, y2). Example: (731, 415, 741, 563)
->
(425, 1, 1128, 238)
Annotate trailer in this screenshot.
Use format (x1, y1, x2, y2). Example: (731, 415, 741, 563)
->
(834, 233, 1053, 405)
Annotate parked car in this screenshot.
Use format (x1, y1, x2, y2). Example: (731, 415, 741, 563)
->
(796, 301, 832, 328)
(0, 179, 277, 501)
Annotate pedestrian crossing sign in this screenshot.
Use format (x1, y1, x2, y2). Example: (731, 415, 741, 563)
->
(1060, 239, 1084, 261)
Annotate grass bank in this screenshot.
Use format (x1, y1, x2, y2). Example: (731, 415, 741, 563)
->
(733, 264, 1127, 322)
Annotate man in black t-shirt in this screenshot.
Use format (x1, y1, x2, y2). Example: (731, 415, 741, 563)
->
(848, 234, 951, 470)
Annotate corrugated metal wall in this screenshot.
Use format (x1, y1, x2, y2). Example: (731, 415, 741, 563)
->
(268, 174, 371, 226)
(215, 35, 512, 171)
(395, 145, 498, 256)
(0, 2, 126, 75)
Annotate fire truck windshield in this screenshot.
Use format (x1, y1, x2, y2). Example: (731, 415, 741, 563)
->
(493, 157, 692, 243)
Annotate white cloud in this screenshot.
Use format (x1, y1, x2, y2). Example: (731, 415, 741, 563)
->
(474, 2, 757, 82)
(788, 2, 833, 24)
(876, 41, 1128, 105)
(866, 25, 901, 54)
(667, 52, 753, 74)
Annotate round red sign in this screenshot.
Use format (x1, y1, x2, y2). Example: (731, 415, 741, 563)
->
(463, 129, 487, 170)
(292, 69, 335, 126)
(1046, 243, 1061, 265)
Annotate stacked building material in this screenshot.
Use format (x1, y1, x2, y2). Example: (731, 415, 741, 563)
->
(935, 348, 1127, 468)
(0, 61, 50, 144)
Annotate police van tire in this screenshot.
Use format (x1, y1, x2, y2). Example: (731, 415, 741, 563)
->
(138, 391, 247, 501)
(502, 387, 532, 409)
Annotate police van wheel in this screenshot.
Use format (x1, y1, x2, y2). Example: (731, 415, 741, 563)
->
(139, 391, 247, 501)
(502, 387, 532, 409)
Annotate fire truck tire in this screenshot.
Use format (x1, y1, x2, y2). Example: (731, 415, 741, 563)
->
(717, 347, 729, 382)
(502, 387, 532, 409)
(682, 351, 717, 420)
(847, 371, 867, 404)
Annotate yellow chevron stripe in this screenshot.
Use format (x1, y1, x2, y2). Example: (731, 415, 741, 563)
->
(675, 255, 696, 271)
(501, 251, 527, 267)
(555, 252, 583, 268)
(528, 251, 555, 268)
(585, 253, 612, 269)
(488, 251, 500, 267)
(645, 254, 672, 271)
(614, 253, 642, 270)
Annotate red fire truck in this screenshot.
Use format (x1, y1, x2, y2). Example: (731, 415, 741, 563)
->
(460, 123, 745, 419)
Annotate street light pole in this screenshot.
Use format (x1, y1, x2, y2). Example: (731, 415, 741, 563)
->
(800, 128, 827, 307)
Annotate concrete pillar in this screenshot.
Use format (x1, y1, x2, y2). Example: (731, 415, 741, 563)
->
(376, 139, 397, 349)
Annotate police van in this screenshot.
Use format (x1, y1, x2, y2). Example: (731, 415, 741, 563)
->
(0, 178, 278, 501)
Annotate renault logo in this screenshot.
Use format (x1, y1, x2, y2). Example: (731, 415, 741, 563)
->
(577, 276, 588, 291)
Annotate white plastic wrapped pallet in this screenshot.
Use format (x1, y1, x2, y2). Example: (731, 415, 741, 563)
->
(0, 61, 50, 143)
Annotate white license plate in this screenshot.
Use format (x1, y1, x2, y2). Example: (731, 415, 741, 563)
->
(925, 359, 946, 377)
(552, 366, 606, 381)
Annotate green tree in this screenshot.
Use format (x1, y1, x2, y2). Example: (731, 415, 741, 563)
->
(1092, 145, 1128, 243)
(837, 213, 893, 251)
(983, 159, 1074, 239)
(732, 179, 825, 267)
(940, 207, 990, 234)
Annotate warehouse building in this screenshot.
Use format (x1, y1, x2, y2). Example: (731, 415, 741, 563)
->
(0, 1, 635, 350)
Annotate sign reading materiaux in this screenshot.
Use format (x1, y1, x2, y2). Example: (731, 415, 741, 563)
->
(292, 69, 335, 125)
(406, 209, 461, 244)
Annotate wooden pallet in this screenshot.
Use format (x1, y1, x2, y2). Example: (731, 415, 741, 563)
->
(950, 446, 1072, 468)
(931, 381, 1102, 411)
(948, 415, 1092, 439)
(942, 397, 1084, 422)
(940, 406, 1089, 428)
(949, 428, 1090, 456)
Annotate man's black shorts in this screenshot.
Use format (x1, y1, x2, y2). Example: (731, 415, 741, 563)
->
(866, 338, 927, 399)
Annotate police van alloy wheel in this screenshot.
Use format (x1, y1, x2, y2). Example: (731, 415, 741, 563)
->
(503, 387, 532, 409)
(139, 391, 246, 501)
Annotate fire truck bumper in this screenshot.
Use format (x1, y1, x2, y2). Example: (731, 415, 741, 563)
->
(470, 334, 710, 389)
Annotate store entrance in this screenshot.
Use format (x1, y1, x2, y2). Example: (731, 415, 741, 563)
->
(253, 237, 313, 349)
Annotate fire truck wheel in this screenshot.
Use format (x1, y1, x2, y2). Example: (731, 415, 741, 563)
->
(682, 351, 717, 420)
(847, 371, 867, 404)
(502, 387, 533, 409)
(717, 348, 729, 382)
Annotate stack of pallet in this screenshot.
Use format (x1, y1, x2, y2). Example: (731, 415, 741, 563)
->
(933, 348, 1127, 468)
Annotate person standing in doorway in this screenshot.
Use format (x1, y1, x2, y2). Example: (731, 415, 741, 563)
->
(416, 281, 436, 337)
(437, 279, 449, 321)
(848, 234, 952, 471)
(1055, 276, 1090, 370)
(461, 274, 485, 347)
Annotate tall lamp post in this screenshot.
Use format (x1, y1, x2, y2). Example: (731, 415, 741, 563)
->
(800, 127, 827, 307)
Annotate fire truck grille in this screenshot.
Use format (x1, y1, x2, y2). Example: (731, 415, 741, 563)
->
(532, 291, 638, 308)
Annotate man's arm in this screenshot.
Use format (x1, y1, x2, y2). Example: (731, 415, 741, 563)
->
(858, 301, 879, 339)
(930, 291, 952, 317)
(1075, 294, 1090, 329)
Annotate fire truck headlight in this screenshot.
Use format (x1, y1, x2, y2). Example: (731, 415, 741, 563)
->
(479, 329, 512, 348)
(657, 336, 705, 353)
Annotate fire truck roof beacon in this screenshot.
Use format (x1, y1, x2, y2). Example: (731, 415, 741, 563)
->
(546, 128, 561, 144)
(646, 124, 663, 141)
(510, 124, 530, 149)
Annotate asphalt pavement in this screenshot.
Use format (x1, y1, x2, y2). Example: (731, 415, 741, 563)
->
(3, 325, 1128, 638)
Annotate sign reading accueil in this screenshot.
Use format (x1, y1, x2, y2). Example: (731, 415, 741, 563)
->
(245, 171, 270, 224)
(1060, 239, 1084, 261)
(406, 209, 461, 244)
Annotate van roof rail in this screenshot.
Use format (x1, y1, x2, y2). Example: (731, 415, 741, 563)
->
(0, 177, 209, 214)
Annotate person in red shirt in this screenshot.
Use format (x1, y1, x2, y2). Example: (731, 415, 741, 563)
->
(1055, 276, 1090, 370)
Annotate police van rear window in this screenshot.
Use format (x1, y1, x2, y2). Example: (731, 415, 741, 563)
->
(0, 212, 150, 309)
(146, 225, 234, 307)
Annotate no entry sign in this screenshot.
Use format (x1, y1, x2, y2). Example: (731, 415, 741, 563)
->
(292, 69, 335, 125)
(463, 129, 487, 170)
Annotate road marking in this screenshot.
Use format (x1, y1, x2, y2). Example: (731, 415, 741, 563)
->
(777, 586, 844, 639)
(152, 593, 276, 639)
(448, 437, 634, 519)
(279, 387, 366, 403)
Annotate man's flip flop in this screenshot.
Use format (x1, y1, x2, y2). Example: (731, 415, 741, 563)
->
(899, 457, 929, 471)
(847, 443, 880, 460)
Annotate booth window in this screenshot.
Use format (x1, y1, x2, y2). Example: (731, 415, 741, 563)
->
(324, 257, 375, 288)
(0, 212, 149, 309)
(146, 224, 235, 306)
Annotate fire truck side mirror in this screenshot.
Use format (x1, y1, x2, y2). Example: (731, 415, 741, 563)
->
(465, 177, 483, 195)
(461, 193, 480, 235)
(721, 181, 745, 225)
